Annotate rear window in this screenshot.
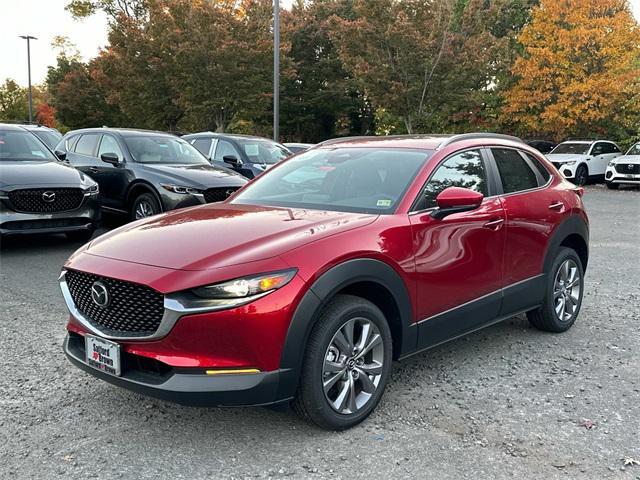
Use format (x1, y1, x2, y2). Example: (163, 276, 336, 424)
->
(492, 148, 539, 193)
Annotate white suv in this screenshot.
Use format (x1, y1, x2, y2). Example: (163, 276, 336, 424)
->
(546, 140, 622, 185)
(605, 142, 640, 189)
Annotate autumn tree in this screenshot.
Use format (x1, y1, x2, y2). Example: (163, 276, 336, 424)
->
(502, 0, 640, 141)
(0, 79, 28, 121)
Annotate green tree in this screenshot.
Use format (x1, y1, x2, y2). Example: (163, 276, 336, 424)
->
(0, 79, 28, 122)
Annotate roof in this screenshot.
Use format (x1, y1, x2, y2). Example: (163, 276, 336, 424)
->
(183, 132, 278, 142)
(315, 133, 523, 150)
(0, 123, 28, 131)
(65, 127, 177, 138)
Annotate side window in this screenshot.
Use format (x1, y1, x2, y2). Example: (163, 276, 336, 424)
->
(611, 143, 621, 153)
(191, 138, 212, 156)
(74, 134, 100, 156)
(421, 149, 487, 209)
(523, 152, 551, 185)
(601, 142, 618, 154)
(492, 148, 538, 193)
(214, 140, 241, 161)
(591, 142, 605, 156)
(98, 135, 124, 160)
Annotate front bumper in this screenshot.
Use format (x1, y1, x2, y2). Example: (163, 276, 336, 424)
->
(64, 332, 288, 406)
(0, 195, 100, 235)
(605, 166, 640, 184)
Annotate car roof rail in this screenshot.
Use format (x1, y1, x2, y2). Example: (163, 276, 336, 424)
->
(435, 132, 522, 150)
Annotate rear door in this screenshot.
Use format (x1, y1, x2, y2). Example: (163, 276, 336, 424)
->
(488, 147, 563, 314)
(411, 148, 506, 348)
(95, 134, 130, 209)
(66, 133, 101, 178)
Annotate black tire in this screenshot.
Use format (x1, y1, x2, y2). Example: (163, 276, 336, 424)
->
(574, 165, 588, 186)
(527, 247, 584, 333)
(65, 229, 95, 242)
(131, 192, 161, 221)
(605, 182, 619, 190)
(292, 294, 393, 430)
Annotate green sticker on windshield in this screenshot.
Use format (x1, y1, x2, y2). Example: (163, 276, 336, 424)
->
(376, 199, 392, 207)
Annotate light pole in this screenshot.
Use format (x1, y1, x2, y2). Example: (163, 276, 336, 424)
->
(273, 0, 280, 142)
(19, 35, 37, 123)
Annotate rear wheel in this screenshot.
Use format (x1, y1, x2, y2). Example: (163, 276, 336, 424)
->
(292, 295, 392, 430)
(574, 165, 588, 186)
(606, 182, 619, 190)
(527, 247, 584, 332)
(131, 192, 161, 220)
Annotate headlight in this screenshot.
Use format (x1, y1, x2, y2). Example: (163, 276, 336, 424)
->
(83, 184, 99, 195)
(0, 190, 7, 200)
(167, 269, 298, 312)
(161, 184, 202, 195)
(608, 161, 615, 167)
(563, 161, 576, 166)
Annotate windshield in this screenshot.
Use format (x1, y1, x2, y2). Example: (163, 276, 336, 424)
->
(232, 147, 430, 214)
(31, 130, 63, 150)
(124, 136, 208, 164)
(550, 143, 590, 155)
(625, 143, 640, 156)
(0, 129, 57, 161)
(236, 138, 291, 164)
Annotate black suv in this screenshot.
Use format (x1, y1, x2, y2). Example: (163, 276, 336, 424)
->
(0, 124, 100, 240)
(56, 128, 247, 220)
(182, 133, 292, 179)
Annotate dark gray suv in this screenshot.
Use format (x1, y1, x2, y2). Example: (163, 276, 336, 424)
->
(56, 128, 247, 220)
(0, 124, 100, 240)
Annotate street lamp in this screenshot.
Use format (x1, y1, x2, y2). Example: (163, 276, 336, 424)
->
(19, 35, 37, 123)
(273, 0, 279, 142)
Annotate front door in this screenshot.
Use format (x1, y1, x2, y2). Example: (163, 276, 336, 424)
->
(410, 148, 506, 349)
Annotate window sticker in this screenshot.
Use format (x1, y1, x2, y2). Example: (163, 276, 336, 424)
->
(244, 144, 259, 156)
(376, 199, 392, 207)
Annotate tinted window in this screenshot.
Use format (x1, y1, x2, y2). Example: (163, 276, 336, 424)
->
(233, 148, 429, 214)
(524, 152, 551, 184)
(492, 148, 538, 193)
(74, 134, 100, 156)
(98, 134, 124, 160)
(214, 140, 241, 161)
(599, 142, 619, 154)
(421, 149, 487, 209)
(191, 138, 212, 156)
(591, 142, 606, 155)
(0, 129, 57, 161)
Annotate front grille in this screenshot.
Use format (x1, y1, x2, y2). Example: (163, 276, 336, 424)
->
(615, 164, 640, 174)
(65, 270, 164, 336)
(7, 188, 84, 213)
(203, 186, 240, 203)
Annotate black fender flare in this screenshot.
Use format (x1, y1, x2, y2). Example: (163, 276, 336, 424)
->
(126, 181, 163, 212)
(275, 258, 415, 400)
(542, 214, 589, 273)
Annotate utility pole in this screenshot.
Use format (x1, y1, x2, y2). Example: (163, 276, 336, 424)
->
(273, 0, 280, 142)
(19, 35, 37, 123)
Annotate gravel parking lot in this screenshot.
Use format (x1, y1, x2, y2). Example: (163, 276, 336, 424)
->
(1, 185, 639, 480)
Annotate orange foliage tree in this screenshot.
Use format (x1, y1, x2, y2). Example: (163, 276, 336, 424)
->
(502, 0, 640, 141)
(35, 103, 57, 128)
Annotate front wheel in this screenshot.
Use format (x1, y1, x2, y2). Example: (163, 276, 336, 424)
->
(527, 247, 584, 332)
(131, 193, 161, 221)
(292, 295, 393, 430)
(574, 165, 588, 186)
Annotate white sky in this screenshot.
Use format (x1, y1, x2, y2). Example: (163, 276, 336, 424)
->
(1, 0, 639, 86)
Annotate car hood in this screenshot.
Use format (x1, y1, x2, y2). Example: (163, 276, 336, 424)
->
(612, 155, 640, 165)
(85, 203, 377, 270)
(0, 160, 87, 188)
(546, 154, 586, 162)
(139, 163, 247, 188)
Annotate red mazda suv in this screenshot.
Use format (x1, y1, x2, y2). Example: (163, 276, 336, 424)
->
(61, 134, 589, 430)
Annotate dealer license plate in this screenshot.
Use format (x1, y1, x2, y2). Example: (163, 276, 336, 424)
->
(85, 335, 121, 376)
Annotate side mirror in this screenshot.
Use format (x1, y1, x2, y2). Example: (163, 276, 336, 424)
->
(100, 152, 120, 166)
(223, 155, 240, 167)
(55, 150, 67, 161)
(431, 186, 484, 220)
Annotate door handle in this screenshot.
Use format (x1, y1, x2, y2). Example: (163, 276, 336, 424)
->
(88, 167, 99, 174)
(483, 218, 504, 230)
(549, 201, 564, 211)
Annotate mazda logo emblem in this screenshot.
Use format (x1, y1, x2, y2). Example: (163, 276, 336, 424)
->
(90, 281, 110, 308)
(629, 164, 634, 170)
(42, 191, 56, 203)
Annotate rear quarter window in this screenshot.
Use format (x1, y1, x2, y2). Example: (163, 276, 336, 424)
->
(524, 152, 551, 185)
(492, 148, 539, 193)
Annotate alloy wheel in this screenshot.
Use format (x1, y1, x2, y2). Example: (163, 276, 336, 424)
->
(553, 259, 581, 322)
(322, 317, 384, 415)
(135, 200, 156, 219)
